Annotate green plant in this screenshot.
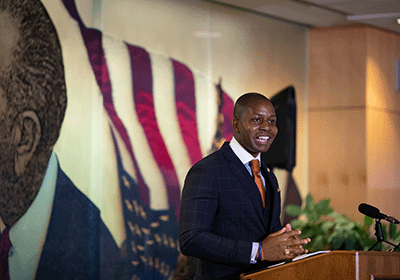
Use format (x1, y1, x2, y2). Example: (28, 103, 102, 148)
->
(285, 194, 400, 252)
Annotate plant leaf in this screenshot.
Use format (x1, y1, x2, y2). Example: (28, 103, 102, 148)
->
(345, 236, 356, 250)
(389, 223, 397, 240)
(364, 216, 373, 227)
(304, 194, 314, 213)
(315, 199, 333, 215)
(331, 235, 344, 250)
(285, 205, 303, 216)
(312, 235, 325, 251)
(291, 219, 306, 230)
(321, 221, 335, 233)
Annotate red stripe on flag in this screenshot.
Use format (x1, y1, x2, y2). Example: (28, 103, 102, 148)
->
(80, 27, 150, 205)
(221, 91, 234, 141)
(128, 45, 181, 217)
(172, 60, 203, 165)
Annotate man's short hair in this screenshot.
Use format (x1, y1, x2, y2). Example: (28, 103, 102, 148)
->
(233, 92, 270, 119)
(0, 0, 67, 154)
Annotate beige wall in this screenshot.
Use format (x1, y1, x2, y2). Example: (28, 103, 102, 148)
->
(309, 24, 400, 222)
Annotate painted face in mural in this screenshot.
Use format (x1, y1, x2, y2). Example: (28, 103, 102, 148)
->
(0, 3, 67, 228)
(0, 11, 21, 228)
(0, 10, 36, 228)
(0, 11, 18, 74)
(0, 88, 16, 180)
(233, 94, 278, 157)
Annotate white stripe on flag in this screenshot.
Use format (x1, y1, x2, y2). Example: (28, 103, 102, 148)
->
(102, 35, 137, 182)
(194, 71, 218, 156)
(151, 52, 192, 190)
(103, 35, 169, 210)
(100, 114, 126, 247)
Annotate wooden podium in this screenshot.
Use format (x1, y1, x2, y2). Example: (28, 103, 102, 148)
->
(240, 251, 400, 280)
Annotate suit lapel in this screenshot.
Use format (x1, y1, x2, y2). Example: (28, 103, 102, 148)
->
(263, 166, 280, 195)
(220, 143, 267, 229)
(262, 164, 282, 230)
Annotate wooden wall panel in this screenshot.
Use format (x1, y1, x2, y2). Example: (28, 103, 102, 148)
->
(309, 25, 367, 108)
(309, 110, 367, 221)
(309, 24, 400, 223)
(366, 108, 400, 217)
(366, 28, 400, 219)
(366, 28, 400, 111)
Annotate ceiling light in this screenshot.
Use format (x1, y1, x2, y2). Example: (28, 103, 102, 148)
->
(194, 31, 222, 38)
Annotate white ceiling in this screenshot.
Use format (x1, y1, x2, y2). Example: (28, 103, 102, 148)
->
(208, 0, 400, 34)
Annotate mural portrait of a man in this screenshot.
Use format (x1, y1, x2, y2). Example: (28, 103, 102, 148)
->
(0, 0, 119, 279)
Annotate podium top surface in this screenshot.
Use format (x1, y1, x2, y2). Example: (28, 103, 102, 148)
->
(241, 250, 400, 280)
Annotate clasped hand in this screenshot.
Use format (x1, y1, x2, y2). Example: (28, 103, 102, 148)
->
(259, 224, 311, 261)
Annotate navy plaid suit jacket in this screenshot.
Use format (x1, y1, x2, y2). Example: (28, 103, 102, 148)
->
(179, 142, 282, 279)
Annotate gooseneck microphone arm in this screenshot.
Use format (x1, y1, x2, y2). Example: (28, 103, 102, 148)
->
(358, 203, 399, 251)
(368, 219, 397, 251)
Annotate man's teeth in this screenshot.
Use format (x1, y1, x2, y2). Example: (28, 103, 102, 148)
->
(257, 136, 269, 141)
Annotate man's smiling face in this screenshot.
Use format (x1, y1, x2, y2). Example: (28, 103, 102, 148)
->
(233, 98, 278, 157)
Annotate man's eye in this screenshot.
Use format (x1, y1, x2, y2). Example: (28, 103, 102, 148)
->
(269, 119, 276, 124)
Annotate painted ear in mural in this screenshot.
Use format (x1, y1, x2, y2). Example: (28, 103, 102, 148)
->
(12, 111, 41, 177)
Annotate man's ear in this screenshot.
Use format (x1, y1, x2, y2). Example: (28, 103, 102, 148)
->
(12, 111, 41, 177)
(232, 117, 239, 133)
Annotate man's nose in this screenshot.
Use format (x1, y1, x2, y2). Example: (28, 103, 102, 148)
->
(260, 121, 271, 131)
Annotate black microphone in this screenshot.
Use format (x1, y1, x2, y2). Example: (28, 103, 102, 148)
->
(358, 203, 400, 225)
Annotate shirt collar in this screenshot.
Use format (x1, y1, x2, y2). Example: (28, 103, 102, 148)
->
(229, 136, 261, 165)
(9, 152, 58, 279)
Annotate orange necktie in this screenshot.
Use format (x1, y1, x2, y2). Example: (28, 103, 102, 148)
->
(250, 159, 266, 207)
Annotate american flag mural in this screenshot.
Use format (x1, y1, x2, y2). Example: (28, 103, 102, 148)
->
(61, 0, 234, 278)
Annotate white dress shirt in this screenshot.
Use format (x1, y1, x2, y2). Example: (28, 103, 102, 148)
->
(8, 152, 58, 280)
(229, 137, 266, 263)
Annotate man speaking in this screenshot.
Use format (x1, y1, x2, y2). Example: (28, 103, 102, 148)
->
(179, 92, 310, 279)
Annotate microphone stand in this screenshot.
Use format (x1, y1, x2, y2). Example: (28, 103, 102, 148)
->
(368, 219, 397, 251)
(389, 242, 400, 252)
